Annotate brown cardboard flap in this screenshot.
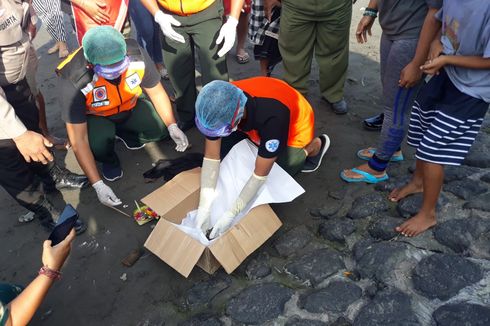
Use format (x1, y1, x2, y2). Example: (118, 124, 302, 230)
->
(209, 205, 282, 274)
(196, 248, 221, 275)
(144, 218, 205, 278)
(141, 168, 201, 224)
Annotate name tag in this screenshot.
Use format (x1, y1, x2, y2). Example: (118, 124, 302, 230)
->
(126, 73, 141, 90)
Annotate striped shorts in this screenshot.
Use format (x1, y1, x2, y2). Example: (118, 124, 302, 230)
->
(407, 69, 489, 166)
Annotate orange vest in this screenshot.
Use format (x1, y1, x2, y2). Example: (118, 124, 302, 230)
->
(231, 77, 315, 149)
(157, 0, 215, 15)
(81, 61, 145, 117)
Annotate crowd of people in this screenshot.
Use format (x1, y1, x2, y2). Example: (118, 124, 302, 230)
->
(1, 0, 489, 324)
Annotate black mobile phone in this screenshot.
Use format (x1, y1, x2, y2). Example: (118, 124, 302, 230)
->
(48, 204, 78, 246)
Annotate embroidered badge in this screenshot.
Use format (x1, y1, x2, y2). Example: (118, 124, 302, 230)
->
(265, 139, 280, 153)
(93, 86, 107, 102)
(125, 73, 141, 90)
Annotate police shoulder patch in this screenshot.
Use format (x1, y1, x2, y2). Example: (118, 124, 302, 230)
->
(93, 86, 107, 102)
(265, 139, 280, 153)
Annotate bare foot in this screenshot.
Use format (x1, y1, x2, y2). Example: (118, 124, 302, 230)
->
(388, 180, 423, 202)
(395, 211, 436, 237)
(342, 163, 386, 179)
(305, 137, 322, 157)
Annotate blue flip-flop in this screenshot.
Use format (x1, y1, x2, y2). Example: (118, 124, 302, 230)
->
(340, 168, 389, 184)
(357, 148, 404, 162)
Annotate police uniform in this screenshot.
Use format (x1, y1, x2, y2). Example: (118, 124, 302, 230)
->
(57, 40, 168, 166)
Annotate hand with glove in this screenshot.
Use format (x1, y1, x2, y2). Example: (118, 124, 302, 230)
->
(154, 10, 185, 44)
(209, 173, 267, 239)
(195, 158, 220, 232)
(93, 180, 122, 206)
(168, 123, 189, 152)
(216, 16, 238, 57)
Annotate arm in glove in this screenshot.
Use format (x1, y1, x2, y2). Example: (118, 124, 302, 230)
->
(93, 180, 122, 206)
(168, 123, 189, 152)
(209, 173, 267, 239)
(154, 10, 185, 43)
(216, 16, 238, 57)
(195, 158, 220, 232)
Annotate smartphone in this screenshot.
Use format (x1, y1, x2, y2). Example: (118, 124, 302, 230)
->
(48, 204, 78, 246)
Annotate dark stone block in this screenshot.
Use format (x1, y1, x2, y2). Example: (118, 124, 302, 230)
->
(355, 242, 409, 281)
(347, 193, 389, 219)
(185, 277, 231, 309)
(374, 175, 411, 192)
(245, 253, 271, 280)
(300, 281, 362, 313)
(274, 225, 314, 257)
(463, 192, 490, 212)
(285, 249, 345, 286)
(464, 134, 490, 168)
(397, 193, 446, 218)
(480, 172, 490, 183)
(318, 218, 356, 243)
(353, 288, 418, 326)
(368, 216, 405, 240)
(226, 283, 293, 324)
(444, 165, 480, 183)
(433, 218, 490, 253)
(285, 316, 327, 326)
(433, 303, 490, 326)
(412, 254, 483, 300)
(444, 179, 488, 200)
(179, 315, 222, 326)
(352, 237, 376, 261)
(329, 317, 352, 326)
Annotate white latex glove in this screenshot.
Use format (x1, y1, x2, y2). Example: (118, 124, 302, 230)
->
(196, 158, 220, 232)
(216, 16, 238, 57)
(93, 180, 122, 206)
(154, 10, 185, 44)
(168, 123, 189, 152)
(209, 173, 267, 239)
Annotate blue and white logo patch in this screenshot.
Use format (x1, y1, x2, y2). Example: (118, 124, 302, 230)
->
(265, 139, 280, 153)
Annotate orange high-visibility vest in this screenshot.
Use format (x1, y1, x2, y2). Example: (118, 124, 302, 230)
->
(157, 0, 215, 15)
(231, 77, 315, 149)
(81, 61, 145, 117)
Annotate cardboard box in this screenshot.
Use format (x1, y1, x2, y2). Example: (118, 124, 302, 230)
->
(142, 168, 282, 278)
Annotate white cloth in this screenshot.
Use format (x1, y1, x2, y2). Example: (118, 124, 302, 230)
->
(178, 139, 305, 246)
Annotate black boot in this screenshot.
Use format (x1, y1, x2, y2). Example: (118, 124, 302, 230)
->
(43, 164, 89, 192)
(33, 198, 87, 235)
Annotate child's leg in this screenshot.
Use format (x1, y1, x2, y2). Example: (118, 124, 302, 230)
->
(396, 160, 443, 236)
(259, 59, 269, 76)
(389, 158, 424, 202)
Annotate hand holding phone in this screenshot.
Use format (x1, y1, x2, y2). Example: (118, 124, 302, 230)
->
(48, 204, 79, 246)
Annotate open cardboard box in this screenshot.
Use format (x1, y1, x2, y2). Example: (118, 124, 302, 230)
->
(142, 168, 282, 278)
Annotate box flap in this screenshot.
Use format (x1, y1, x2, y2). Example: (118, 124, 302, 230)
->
(144, 218, 205, 278)
(209, 204, 282, 274)
(196, 248, 221, 275)
(142, 168, 201, 224)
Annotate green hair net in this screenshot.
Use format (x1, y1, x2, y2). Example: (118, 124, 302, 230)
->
(82, 26, 126, 65)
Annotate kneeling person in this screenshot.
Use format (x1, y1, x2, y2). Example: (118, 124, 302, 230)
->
(195, 77, 329, 238)
(58, 26, 189, 207)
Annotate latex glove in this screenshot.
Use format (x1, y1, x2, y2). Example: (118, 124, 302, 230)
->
(209, 173, 267, 239)
(216, 16, 238, 57)
(195, 158, 220, 232)
(93, 180, 122, 206)
(154, 10, 185, 44)
(168, 123, 189, 152)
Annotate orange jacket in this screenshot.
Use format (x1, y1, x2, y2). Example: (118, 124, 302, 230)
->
(157, 0, 215, 15)
(231, 77, 315, 149)
(81, 61, 145, 117)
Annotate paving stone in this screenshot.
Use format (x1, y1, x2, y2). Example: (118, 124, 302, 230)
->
(355, 242, 409, 281)
(319, 200, 343, 218)
(470, 232, 490, 259)
(285, 316, 327, 326)
(329, 317, 352, 326)
(352, 237, 376, 261)
(285, 249, 345, 286)
(329, 189, 347, 200)
(374, 175, 411, 192)
(185, 277, 231, 309)
(480, 172, 490, 183)
(274, 225, 314, 257)
(464, 134, 490, 168)
(444, 179, 488, 200)
(444, 165, 480, 183)
(300, 281, 362, 313)
(347, 193, 389, 219)
(353, 288, 419, 326)
(412, 254, 483, 300)
(318, 218, 356, 243)
(226, 283, 293, 324)
(433, 218, 490, 253)
(245, 254, 271, 280)
(397, 193, 446, 218)
(463, 192, 490, 212)
(179, 315, 222, 326)
(368, 216, 405, 240)
(433, 303, 490, 326)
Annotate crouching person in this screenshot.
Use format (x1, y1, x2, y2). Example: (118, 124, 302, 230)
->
(194, 77, 330, 238)
(57, 26, 189, 207)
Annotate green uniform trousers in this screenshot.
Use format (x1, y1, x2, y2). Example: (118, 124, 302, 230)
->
(87, 97, 168, 166)
(162, 0, 228, 124)
(279, 0, 352, 102)
(221, 132, 307, 176)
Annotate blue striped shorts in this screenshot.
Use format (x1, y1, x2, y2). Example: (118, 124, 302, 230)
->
(407, 69, 488, 166)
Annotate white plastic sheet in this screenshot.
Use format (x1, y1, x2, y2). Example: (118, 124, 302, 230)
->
(177, 139, 305, 246)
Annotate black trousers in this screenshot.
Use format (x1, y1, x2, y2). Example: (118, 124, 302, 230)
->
(0, 79, 53, 212)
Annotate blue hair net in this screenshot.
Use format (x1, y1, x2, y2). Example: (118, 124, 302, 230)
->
(195, 80, 248, 137)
